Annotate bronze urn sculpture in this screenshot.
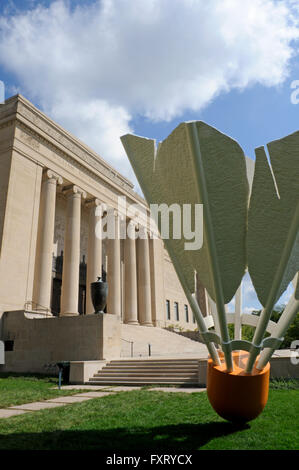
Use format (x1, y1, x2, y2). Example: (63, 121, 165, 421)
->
(91, 277, 108, 314)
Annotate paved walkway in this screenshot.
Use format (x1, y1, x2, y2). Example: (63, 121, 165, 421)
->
(0, 386, 206, 419)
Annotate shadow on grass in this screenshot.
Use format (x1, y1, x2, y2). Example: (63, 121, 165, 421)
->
(0, 372, 57, 380)
(0, 421, 249, 450)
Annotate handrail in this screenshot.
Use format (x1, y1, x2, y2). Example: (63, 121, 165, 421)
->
(121, 338, 132, 344)
(121, 338, 134, 357)
(121, 339, 153, 357)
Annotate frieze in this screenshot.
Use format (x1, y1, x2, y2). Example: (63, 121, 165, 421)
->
(17, 101, 133, 191)
(16, 120, 133, 199)
(0, 119, 15, 131)
(18, 129, 40, 151)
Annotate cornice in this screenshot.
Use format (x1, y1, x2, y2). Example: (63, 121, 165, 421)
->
(15, 120, 140, 203)
(1, 94, 146, 207)
(16, 96, 132, 188)
(0, 119, 15, 130)
(0, 96, 18, 124)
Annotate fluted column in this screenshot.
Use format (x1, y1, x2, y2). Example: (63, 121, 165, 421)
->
(137, 226, 153, 326)
(33, 169, 62, 311)
(107, 209, 121, 316)
(124, 220, 138, 324)
(60, 185, 86, 316)
(149, 236, 165, 327)
(86, 198, 102, 314)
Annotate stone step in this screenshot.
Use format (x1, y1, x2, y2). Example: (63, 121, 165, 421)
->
(89, 356, 203, 386)
(93, 372, 198, 377)
(89, 377, 198, 384)
(106, 362, 199, 366)
(103, 367, 198, 371)
(109, 360, 200, 365)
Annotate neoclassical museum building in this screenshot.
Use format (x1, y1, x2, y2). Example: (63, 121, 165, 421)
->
(0, 95, 206, 375)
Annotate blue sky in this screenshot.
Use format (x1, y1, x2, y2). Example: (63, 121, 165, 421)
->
(134, 73, 299, 161)
(0, 0, 298, 311)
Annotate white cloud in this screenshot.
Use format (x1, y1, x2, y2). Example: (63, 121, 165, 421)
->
(243, 306, 257, 314)
(241, 272, 261, 311)
(226, 297, 235, 313)
(276, 281, 294, 306)
(0, 0, 298, 183)
(47, 96, 135, 181)
(239, 271, 295, 314)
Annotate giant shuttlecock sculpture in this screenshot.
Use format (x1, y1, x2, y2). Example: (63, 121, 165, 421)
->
(121, 121, 299, 423)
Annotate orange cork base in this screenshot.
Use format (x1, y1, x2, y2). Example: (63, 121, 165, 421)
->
(207, 351, 270, 423)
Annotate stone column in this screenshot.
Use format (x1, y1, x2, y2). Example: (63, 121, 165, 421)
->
(33, 169, 62, 311)
(195, 273, 209, 317)
(86, 198, 103, 314)
(137, 226, 153, 326)
(149, 236, 165, 327)
(124, 220, 138, 324)
(107, 209, 121, 316)
(60, 185, 86, 316)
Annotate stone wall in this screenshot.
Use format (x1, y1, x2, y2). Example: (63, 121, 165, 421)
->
(0, 310, 121, 373)
(163, 253, 197, 331)
(0, 152, 42, 318)
(165, 329, 202, 342)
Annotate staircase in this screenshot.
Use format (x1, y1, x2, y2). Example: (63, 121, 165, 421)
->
(88, 358, 201, 385)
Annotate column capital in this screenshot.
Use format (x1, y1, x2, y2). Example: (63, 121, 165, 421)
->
(127, 218, 138, 228)
(86, 198, 107, 219)
(85, 197, 101, 208)
(126, 219, 138, 240)
(148, 229, 158, 239)
(43, 168, 63, 185)
(136, 224, 149, 239)
(107, 206, 120, 219)
(62, 184, 86, 199)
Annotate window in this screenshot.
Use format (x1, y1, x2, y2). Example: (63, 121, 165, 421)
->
(174, 302, 179, 321)
(184, 305, 189, 322)
(5, 340, 14, 351)
(166, 300, 171, 320)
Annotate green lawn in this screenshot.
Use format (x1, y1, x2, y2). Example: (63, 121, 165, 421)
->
(0, 386, 298, 450)
(0, 373, 89, 407)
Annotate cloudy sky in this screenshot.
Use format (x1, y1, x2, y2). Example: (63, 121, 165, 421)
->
(0, 0, 298, 311)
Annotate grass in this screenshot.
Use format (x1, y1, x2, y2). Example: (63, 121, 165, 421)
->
(269, 378, 299, 390)
(0, 373, 91, 408)
(0, 388, 298, 450)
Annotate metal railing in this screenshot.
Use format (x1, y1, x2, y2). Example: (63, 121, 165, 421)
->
(121, 339, 153, 358)
(121, 338, 134, 357)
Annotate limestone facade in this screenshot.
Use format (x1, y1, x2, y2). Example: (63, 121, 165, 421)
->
(0, 94, 196, 337)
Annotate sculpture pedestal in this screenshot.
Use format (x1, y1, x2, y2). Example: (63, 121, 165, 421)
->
(207, 351, 270, 423)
